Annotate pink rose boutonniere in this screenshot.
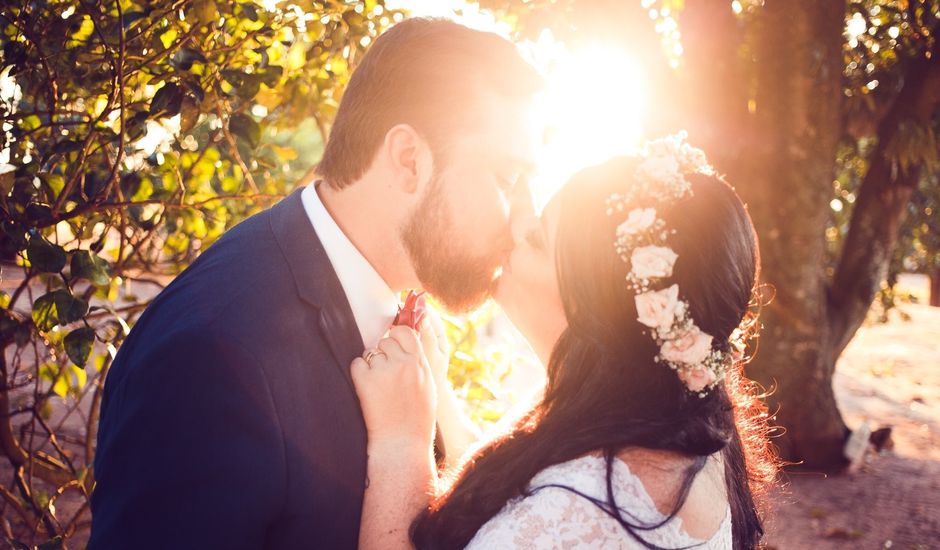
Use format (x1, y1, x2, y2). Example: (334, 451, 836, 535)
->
(393, 290, 427, 330)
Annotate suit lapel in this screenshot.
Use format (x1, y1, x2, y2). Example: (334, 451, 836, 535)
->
(269, 187, 365, 392)
(270, 187, 449, 463)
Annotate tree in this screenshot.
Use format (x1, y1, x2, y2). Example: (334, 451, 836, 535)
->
(487, 0, 940, 470)
(0, 1, 397, 544)
(685, 0, 940, 470)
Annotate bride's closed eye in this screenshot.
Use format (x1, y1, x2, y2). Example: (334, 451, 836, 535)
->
(495, 172, 525, 194)
(525, 225, 547, 252)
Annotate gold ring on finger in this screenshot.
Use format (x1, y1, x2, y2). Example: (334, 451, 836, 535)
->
(363, 348, 387, 367)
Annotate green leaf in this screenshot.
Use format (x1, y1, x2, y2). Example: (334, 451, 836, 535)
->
(32, 293, 58, 331)
(64, 327, 95, 367)
(221, 68, 244, 88)
(121, 10, 148, 29)
(56, 291, 89, 325)
(38, 362, 57, 383)
(39, 361, 70, 398)
(24, 203, 53, 225)
(53, 374, 69, 399)
(149, 82, 183, 118)
(259, 65, 283, 87)
(229, 113, 261, 148)
(241, 3, 259, 21)
(31, 290, 89, 331)
(70, 250, 111, 286)
(71, 364, 88, 391)
(183, 77, 205, 102)
(237, 75, 262, 101)
(171, 47, 207, 71)
(52, 139, 82, 155)
(26, 238, 67, 273)
(2, 40, 27, 69)
(20, 114, 41, 131)
(125, 111, 150, 141)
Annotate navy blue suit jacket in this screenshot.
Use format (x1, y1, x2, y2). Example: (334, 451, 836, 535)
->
(90, 188, 372, 549)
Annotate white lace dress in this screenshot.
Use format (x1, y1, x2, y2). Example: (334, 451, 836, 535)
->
(465, 454, 732, 549)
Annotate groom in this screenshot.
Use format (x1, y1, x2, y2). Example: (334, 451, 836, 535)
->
(89, 17, 541, 550)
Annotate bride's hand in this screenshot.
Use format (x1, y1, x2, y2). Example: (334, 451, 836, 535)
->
(417, 309, 483, 467)
(418, 309, 450, 390)
(351, 326, 437, 452)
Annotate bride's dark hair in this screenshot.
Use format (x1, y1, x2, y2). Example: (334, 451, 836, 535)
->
(411, 157, 777, 549)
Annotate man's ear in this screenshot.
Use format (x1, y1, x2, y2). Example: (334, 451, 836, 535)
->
(383, 124, 429, 194)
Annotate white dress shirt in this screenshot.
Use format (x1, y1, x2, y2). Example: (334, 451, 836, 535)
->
(301, 184, 400, 348)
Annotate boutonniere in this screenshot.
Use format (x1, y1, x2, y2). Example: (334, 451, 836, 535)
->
(393, 290, 427, 330)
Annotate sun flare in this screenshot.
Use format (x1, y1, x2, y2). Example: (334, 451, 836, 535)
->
(388, 0, 648, 209)
(528, 40, 647, 208)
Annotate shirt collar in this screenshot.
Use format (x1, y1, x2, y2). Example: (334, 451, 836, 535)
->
(301, 183, 399, 348)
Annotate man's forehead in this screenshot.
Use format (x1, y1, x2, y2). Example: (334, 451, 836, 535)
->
(461, 95, 540, 167)
(459, 137, 537, 174)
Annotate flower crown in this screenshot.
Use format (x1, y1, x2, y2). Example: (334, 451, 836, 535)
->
(605, 132, 729, 397)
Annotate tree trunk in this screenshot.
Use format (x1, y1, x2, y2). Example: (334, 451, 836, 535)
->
(731, 0, 849, 470)
(679, 0, 751, 168)
(931, 268, 940, 307)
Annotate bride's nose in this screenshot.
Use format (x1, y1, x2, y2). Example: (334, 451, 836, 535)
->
(510, 211, 542, 248)
(509, 183, 537, 246)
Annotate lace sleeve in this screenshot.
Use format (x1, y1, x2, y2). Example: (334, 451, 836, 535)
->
(464, 486, 649, 550)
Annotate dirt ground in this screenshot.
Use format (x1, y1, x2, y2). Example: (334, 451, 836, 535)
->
(762, 302, 940, 550)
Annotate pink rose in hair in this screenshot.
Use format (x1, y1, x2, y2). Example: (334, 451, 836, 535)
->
(677, 364, 718, 392)
(630, 245, 678, 280)
(660, 325, 713, 365)
(617, 208, 657, 237)
(635, 284, 680, 330)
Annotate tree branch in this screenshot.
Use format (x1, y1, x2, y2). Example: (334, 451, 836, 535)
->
(828, 34, 940, 360)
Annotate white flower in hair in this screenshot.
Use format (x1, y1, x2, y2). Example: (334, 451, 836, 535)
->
(677, 364, 718, 393)
(630, 245, 678, 280)
(680, 145, 710, 174)
(617, 208, 657, 237)
(635, 284, 680, 330)
(606, 133, 727, 395)
(660, 325, 713, 365)
(635, 155, 684, 193)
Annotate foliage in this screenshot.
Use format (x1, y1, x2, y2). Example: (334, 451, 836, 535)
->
(436, 302, 524, 429)
(0, 0, 401, 544)
(829, 0, 940, 309)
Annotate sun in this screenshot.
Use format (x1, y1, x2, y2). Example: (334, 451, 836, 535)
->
(387, 1, 648, 208)
(528, 39, 647, 208)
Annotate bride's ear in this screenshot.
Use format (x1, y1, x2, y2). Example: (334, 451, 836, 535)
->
(383, 124, 432, 195)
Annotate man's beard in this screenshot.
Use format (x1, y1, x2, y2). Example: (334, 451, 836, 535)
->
(402, 176, 510, 314)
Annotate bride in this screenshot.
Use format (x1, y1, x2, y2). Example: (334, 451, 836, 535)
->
(349, 137, 777, 549)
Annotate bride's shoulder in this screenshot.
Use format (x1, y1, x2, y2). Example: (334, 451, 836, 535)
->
(465, 455, 644, 550)
(617, 448, 729, 541)
(465, 453, 731, 549)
